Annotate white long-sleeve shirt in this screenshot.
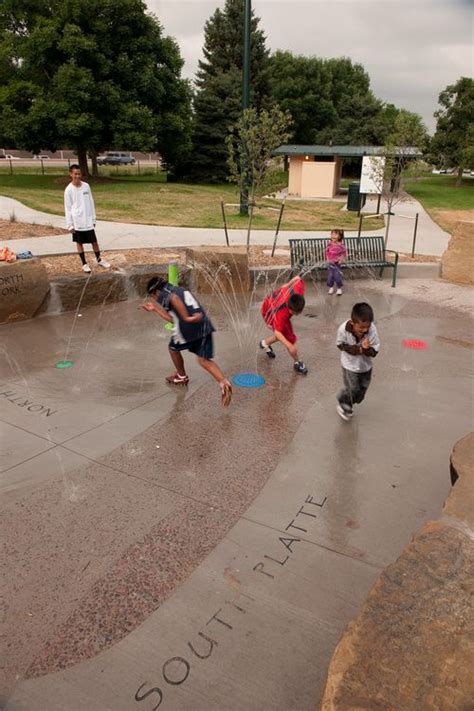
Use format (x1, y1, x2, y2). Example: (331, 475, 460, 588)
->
(64, 181, 96, 231)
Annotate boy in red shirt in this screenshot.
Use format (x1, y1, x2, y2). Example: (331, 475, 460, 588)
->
(259, 275, 308, 374)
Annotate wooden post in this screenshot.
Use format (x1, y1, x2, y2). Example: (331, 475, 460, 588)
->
(271, 201, 286, 257)
(9, 159, 13, 175)
(385, 212, 391, 247)
(41, 159, 45, 175)
(221, 201, 230, 246)
(411, 213, 419, 258)
(246, 203, 254, 256)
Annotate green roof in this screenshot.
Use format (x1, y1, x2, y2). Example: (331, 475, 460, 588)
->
(273, 145, 422, 158)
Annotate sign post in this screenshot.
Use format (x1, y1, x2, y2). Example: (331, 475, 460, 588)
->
(360, 155, 385, 202)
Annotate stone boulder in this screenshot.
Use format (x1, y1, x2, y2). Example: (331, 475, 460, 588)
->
(0, 258, 49, 324)
(186, 246, 250, 293)
(319, 432, 474, 711)
(440, 220, 474, 285)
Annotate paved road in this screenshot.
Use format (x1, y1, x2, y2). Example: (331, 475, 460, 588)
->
(0, 194, 450, 256)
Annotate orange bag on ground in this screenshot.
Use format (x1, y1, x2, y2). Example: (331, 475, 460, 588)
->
(0, 247, 17, 262)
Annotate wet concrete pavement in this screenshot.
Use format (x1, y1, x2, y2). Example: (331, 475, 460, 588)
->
(1, 280, 473, 710)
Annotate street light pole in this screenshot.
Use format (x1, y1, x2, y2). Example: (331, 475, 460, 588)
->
(240, 0, 251, 217)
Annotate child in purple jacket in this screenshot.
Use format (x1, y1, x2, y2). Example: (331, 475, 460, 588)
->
(326, 229, 347, 296)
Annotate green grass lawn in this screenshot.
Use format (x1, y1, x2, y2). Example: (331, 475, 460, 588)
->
(0, 172, 382, 231)
(404, 174, 474, 210)
(404, 174, 474, 232)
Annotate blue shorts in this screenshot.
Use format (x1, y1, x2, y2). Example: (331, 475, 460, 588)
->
(169, 334, 214, 360)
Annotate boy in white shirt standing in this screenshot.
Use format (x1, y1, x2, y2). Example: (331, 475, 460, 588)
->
(64, 165, 110, 273)
(336, 302, 380, 421)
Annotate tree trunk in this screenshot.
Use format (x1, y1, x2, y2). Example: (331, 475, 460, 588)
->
(77, 147, 89, 177)
(246, 203, 254, 256)
(91, 151, 99, 178)
(456, 166, 463, 187)
(385, 210, 391, 247)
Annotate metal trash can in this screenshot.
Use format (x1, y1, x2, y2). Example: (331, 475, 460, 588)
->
(347, 182, 364, 211)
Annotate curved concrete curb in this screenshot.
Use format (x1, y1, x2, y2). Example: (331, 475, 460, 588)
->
(319, 432, 474, 711)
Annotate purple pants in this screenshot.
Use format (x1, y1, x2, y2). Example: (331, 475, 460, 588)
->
(327, 262, 343, 288)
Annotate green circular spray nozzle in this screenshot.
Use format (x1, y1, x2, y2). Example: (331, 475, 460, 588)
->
(55, 360, 74, 369)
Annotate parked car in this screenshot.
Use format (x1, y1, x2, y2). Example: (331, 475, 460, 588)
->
(4, 154, 19, 160)
(33, 154, 50, 160)
(97, 151, 136, 166)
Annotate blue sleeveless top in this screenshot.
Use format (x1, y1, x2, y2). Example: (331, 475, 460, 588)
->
(157, 284, 215, 344)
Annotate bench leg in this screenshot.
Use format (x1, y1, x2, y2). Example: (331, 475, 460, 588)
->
(392, 265, 397, 288)
(379, 266, 385, 280)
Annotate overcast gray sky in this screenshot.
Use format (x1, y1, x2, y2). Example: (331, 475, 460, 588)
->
(148, 0, 473, 133)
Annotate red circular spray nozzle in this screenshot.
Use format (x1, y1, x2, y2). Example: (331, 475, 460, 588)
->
(402, 339, 428, 350)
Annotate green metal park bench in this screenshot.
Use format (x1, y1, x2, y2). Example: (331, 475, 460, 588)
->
(289, 235, 400, 287)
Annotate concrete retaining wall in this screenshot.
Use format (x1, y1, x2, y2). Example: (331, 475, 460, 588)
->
(0, 258, 49, 325)
(38, 265, 191, 317)
(0, 259, 441, 322)
(186, 246, 250, 293)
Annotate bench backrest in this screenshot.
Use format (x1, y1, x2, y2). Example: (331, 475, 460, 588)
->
(289, 236, 386, 267)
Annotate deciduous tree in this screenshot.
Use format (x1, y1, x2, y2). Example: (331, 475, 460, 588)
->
(368, 110, 427, 244)
(227, 105, 292, 252)
(431, 77, 474, 185)
(0, 0, 192, 175)
(269, 52, 390, 146)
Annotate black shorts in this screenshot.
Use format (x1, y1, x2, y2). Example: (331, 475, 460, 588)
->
(169, 334, 214, 360)
(72, 229, 97, 244)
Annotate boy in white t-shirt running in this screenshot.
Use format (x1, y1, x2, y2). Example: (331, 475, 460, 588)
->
(64, 165, 110, 273)
(335, 302, 380, 421)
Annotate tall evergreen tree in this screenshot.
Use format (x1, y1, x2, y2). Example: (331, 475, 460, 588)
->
(187, 0, 270, 183)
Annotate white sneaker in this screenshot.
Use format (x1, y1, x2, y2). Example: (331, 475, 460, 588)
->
(336, 288, 343, 296)
(98, 259, 110, 269)
(336, 404, 352, 421)
(82, 263, 91, 273)
(328, 287, 334, 295)
(259, 340, 276, 359)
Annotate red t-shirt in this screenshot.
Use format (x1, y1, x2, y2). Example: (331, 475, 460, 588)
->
(261, 277, 305, 344)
